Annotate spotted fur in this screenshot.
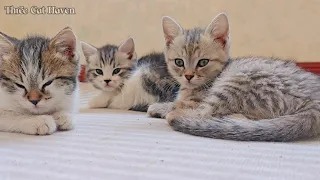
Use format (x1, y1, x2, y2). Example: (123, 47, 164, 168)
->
(0, 27, 80, 135)
(81, 38, 179, 111)
(148, 13, 320, 142)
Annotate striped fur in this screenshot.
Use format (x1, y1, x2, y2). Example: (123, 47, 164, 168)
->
(81, 38, 179, 111)
(0, 27, 80, 135)
(147, 13, 320, 142)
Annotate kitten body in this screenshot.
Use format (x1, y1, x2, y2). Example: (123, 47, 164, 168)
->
(0, 28, 79, 135)
(81, 38, 179, 111)
(148, 13, 320, 142)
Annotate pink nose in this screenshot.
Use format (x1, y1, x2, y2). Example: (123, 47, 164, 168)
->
(185, 75, 194, 81)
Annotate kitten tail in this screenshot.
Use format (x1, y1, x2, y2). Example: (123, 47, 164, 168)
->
(169, 109, 320, 142)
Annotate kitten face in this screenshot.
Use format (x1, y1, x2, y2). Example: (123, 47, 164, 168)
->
(162, 13, 230, 89)
(81, 38, 136, 92)
(0, 27, 79, 114)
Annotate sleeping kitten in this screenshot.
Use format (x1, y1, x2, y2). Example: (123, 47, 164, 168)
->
(147, 13, 320, 142)
(81, 38, 179, 111)
(0, 27, 79, 135)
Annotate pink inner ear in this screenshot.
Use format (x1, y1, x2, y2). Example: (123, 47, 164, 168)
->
(127, 53, 133, 60)
(166, 39, 172, 47)
(63, 38, 75, 58)
(214, 30, 228, 48)
(164, 34, 173, 47)
(65, 46, 75, 58)
(215, 37, 226, 48)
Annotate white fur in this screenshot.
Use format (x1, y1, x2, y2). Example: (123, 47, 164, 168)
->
(147, 102, 175, 118)
(109, 69, 157, 109)
(0, 111, 56, 135)
(0, 84, 78, 135)
(88, 90, 117, 108)
(89, 68, 157, 110)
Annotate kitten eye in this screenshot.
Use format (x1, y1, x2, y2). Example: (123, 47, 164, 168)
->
(95, 69, 103, 75)
(197, 59, 209, 67)
(112, 68, 121, 75)
(42, 80, 53, 90)
(15, 83, 26, 90)
(175, 59, 184, 67)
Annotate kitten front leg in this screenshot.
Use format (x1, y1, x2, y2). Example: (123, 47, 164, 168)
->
(0, 110, 57, 135)
(88, 92, 114, 109)
(175, 100, 200, 109)
(147, 102, 175, 118)
(166, 96, 236, 123)
(163, 99, 202, 122)
(165, 101, 198, 122)
(52, 111, 74, 131)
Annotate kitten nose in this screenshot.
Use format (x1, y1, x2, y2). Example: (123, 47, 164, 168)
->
(185, 75, 194, 81)
(29, 100, 40, 106)
(26, 90, 42, 106)
(104, 79, 111, 84)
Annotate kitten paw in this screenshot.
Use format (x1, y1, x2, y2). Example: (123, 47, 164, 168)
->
(166, 110, 184, 124)
(53, 112, 74, 131)
(88, 97, 108, 109)
(147, 103, 174, 118)
(26, 115, 57, 135)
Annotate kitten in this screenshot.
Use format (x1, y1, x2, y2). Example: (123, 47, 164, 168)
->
(81, 38, 179, 112)
(0, 27, 79, 135)
(147, 13, 320, 142)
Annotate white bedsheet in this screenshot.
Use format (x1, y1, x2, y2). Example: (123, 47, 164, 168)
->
(1, 83, 320, 180)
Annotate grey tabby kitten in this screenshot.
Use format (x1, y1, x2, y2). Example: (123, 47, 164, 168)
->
(81, 38, 179, 112)
(147, 13, 320, 142)
(0, 27, 79, 135)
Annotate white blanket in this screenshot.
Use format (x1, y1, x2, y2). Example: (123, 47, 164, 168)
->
(1, 83, 319, 180)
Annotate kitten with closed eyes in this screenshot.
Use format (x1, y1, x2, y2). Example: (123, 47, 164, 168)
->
(147, 13, 320, 142)
(0, 27, 79, 135)
(81, 38, 179, 112)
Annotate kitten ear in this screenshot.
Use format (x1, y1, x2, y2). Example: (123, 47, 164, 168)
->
(162, 16, 183, 47)
(0, 32, 14, 60)
(50, 27, 77, 58)
(118, 37, 135, 60)
(81, 41, 97, 59)
(205, 13, 229, 47)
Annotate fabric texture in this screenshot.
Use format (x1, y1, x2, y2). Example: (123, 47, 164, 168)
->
(0, 83, 319, 180)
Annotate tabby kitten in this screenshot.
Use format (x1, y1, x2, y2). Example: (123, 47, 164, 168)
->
(0, 27, 79, 135)
(81, 38, 178, 111)
(147, 13, 320, 142)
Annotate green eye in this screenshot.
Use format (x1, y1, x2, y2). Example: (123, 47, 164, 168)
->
(112, 68, 121, 75)
(95, 69, 103, 75)
(197, 59, 209, 67)
(174, 59, 184, 67)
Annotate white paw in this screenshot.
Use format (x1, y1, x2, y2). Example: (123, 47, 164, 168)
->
(25, 115, 57, 135)
(88, 97, 109, 109)
(147, 102, 174, 118)
(53, 112, 74, 131)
